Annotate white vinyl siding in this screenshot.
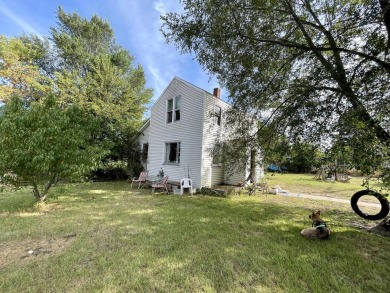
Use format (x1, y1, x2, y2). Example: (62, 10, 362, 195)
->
(201, 96, 230, 187)
(148, 78, 204, 187)
(135, 77, 255, 188)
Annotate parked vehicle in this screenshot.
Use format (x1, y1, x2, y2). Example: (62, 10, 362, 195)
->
(267, 164, 281, 173)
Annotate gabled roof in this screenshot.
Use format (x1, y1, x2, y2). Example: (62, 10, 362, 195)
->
(174, 76, 231, 107)
(133, 76, 231, 140)
(132, 118, 150, 141)
(152, 76, 231, 111)
(138, 118, 150, 133)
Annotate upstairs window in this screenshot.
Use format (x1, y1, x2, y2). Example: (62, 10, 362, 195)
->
(167, 96, 181, 123)
(164, 142, 181, 164)
(167, 99, 173, 123)
(214, 105, 221, 126)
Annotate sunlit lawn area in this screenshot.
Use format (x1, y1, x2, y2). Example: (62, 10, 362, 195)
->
(0, 179, 389, 292)
(264, 173, 377, 200)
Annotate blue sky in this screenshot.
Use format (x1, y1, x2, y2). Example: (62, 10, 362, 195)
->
(0, 0, 222, 108)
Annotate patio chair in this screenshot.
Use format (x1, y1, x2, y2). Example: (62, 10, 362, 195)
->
(131, 171, 148, 189)
(152, 176, 169, 194)
(180, 178, 193, 195)
(258, 177, 269, 193)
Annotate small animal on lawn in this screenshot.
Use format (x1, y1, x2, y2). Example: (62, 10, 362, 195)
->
(301, 210, 330, 240)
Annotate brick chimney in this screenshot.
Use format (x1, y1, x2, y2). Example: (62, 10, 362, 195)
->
(213, 88, 221, 98)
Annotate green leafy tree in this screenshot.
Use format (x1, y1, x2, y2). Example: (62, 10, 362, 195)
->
(51, 7, 153, 134)
(0, 96, 107, 202)
(261, 134, 291, 167)
(0, 36, 52, 103)
(161, 0, 390, 159)
(49, 8, 153, 175)
(1, 8, 153, 179)
(286, 141, 322, 173)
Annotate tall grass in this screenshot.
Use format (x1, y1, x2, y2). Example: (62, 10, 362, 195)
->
(0, 181, 389, 292)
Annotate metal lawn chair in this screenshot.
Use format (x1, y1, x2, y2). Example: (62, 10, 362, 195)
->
(258, 177, 269, 193)
(131, 171, 148, 189)
(152, 176, 169, 194)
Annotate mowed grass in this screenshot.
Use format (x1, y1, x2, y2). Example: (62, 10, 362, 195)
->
(264, 173, 377, 200)
(0, 180, 389, 292)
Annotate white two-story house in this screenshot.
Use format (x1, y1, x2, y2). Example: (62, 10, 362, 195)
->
(134, 77, 261, 189)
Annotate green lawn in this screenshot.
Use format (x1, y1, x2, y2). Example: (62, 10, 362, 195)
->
(0, 180, 389, 292)
(263, 173, 375, 200)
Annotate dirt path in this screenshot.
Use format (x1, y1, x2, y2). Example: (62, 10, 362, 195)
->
(277, 192, 381, 207)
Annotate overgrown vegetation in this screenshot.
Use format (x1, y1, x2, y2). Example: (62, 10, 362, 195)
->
(1, 181, 389, 292)
(0, 7, 152, 200)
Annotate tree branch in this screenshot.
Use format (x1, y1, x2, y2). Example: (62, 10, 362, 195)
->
(379, 0, 390, 53)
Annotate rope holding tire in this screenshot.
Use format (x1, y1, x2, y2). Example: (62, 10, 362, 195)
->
(351, 190, 390, 220)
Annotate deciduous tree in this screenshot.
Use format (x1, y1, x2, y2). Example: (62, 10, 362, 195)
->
(1, 7, 153, 181)
(161, 0, 390, 153)
(0, 96, 107, 202)
(51, 7, 152, 134)
(0, 36, 52, 103)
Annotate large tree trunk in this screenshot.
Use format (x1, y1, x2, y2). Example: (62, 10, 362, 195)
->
(287, 0, 390, 147)
(31, 174, 57, 202)
(342, 88, 390, 147)
(32, 181, 45, 202)
(379, 0, 390, 52)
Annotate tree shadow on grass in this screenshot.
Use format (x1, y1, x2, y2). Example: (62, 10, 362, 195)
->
(126, 196, 390, 292)
(2, 184, 389, 292)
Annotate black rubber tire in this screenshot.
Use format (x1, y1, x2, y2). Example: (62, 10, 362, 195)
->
(351, 190, 390, 220)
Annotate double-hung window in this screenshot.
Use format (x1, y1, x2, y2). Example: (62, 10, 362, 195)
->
(141, 143, 148, 162)
(214, 105, 221, 126)
(164, 142, 181, 164)
(167, 96, 181, 123)
(212, 143, 223, 165)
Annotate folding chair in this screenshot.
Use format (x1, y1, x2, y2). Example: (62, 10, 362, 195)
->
(131, 171, 148, 189)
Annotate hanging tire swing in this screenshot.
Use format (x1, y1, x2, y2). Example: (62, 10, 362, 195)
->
(351, 190, 390, 220)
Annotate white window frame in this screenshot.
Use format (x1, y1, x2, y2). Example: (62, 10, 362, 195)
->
(166, 95, 181, 124)
(212, 143, 223, 166)
(214, 105, 222, 126)
(164, 142, 181, 164)
(141, 143, 148, 162)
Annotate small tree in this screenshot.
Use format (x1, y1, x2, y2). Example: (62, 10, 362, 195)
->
(0, 96, 107, 202)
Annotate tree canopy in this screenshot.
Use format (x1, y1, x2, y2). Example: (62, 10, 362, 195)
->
(1, 7, 152, 136)
(161, 0, 390, 154)
(0, 7, 153, 198)
(50, 7, 153, 133)
(0, 96, 107, 202)
(0, 36, 52, 103)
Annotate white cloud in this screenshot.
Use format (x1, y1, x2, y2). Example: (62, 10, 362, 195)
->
(154, 0, 166, 15)
(115, 0, 193, 100)
(0, 5, 42, 37)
